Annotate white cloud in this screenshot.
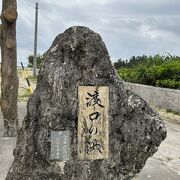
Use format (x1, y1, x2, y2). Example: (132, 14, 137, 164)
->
(0, 0, 180, 64)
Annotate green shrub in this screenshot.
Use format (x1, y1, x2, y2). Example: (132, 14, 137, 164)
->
(155, 79, 180, 89)
(116, 55, 180, 89)
(166, 109, 180, 115)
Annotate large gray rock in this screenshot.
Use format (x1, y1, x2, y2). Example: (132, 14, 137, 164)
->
(6, 26, 166, 180)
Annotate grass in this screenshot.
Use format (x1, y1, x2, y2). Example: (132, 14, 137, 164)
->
(17, 69, 37, 102)
(18, 88, 32, 102)
(27, 75, 37, 83)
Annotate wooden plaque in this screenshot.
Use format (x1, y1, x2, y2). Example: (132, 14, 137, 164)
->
(78, 86, 109, 160)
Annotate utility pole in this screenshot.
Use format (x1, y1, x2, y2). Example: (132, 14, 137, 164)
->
(0, 0, 18, 136)
(33, 2, 38, 78)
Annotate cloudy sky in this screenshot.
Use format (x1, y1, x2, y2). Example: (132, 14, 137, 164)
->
(1, 0, 180, 65)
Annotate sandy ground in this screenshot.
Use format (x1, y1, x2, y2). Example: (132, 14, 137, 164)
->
(0, 103, 180, 180)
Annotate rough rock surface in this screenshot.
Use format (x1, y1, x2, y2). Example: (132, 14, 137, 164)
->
(6, 26, 167, 180)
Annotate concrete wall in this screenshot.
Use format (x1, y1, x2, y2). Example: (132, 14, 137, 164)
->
(127, 83, 180, 112)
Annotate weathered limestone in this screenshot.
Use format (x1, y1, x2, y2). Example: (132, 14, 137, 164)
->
(6, 26, 166, 180)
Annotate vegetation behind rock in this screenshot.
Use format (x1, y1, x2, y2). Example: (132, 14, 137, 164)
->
(114, 55, 180, 89)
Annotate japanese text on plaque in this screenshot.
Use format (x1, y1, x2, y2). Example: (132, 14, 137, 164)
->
(78, 86, 109, 160)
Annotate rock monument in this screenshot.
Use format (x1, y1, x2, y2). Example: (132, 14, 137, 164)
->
(6, 26, 166, 180)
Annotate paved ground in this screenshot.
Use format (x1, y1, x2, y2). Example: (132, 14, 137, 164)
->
(0, 103, 180, 180)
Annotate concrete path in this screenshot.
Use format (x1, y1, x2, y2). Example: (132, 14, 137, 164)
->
(0, 103, 180, 180)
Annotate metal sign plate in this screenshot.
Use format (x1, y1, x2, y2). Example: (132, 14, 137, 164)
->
(50, 130, 71, 161)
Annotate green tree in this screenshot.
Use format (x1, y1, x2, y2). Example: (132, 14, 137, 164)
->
(114, 59, 126, 69)
(27, 54, 44, 69)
